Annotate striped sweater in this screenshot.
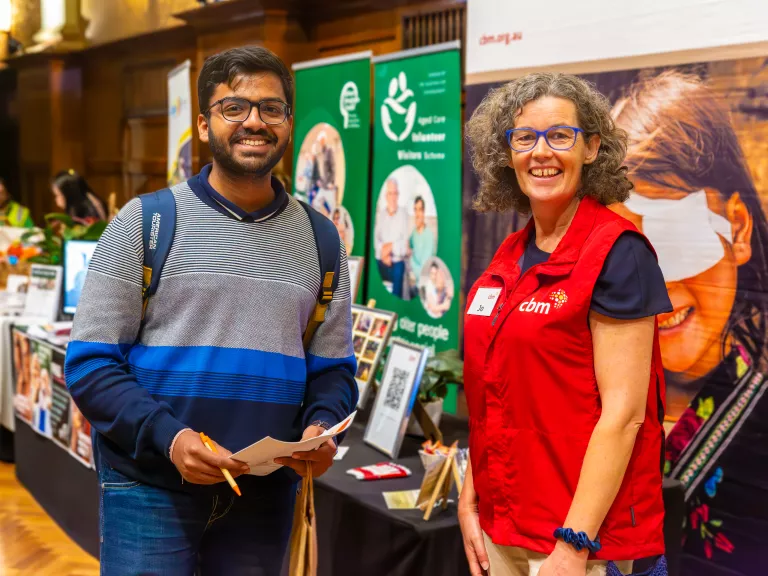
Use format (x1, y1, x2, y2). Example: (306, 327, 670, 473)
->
(64, 166, 358, 491)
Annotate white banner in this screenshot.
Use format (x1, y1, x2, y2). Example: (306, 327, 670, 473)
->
(167, 60, 193, 186)
(466, 0, 768, 82)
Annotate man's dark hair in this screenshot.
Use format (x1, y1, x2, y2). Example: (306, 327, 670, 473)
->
(197, 46, 294, 114)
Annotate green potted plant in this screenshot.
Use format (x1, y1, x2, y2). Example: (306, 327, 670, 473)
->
(21, 214, 107, 265)
(407, 349, 463, 436)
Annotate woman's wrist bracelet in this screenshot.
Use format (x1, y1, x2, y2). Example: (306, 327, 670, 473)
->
(553, 527, 602, 553)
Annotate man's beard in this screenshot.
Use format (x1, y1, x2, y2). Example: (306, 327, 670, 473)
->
(208, 127, 287, 178)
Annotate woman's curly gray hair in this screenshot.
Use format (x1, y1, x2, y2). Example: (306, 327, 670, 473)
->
(466, 73, 633, 213)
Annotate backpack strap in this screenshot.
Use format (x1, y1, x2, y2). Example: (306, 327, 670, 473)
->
(139, 189, 177, 320)
(298, 201, 341, 351)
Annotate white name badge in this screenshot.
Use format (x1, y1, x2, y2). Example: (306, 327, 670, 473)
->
(467, 287, 502, 316)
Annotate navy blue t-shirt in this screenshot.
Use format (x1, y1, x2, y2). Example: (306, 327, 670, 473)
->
(521, 232, 673, 319)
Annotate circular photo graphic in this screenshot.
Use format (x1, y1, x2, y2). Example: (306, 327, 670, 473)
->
(373, 165, 437, 301)
(293, 122, 346, 217)
(331, 205, 354, 255)
(419, 257, 454, 319)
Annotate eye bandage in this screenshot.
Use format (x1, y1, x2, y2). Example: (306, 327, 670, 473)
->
(623, 190, 733, 283)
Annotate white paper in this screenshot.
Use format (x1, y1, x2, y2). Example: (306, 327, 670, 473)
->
(23, 265, 62, 322)
(334, 446, 350, 461)
(230, 411, 357, 476)
(467, 287, 501, 316)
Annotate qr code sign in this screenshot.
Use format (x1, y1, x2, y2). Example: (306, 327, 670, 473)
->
(384, 367, 410, 411)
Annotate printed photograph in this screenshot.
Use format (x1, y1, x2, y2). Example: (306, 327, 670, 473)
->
(419, 256, 455, 319)
(356, 360, 373, 382)
(31, 345, 53, 438)
(357, 313, 374, 334)
(363, 339, 380, 361)
(353, 334, 366, 355)
(351, 311, 360, 331)
(12, 331, 32, 423)
(371, 317, 390, 340)
(348, 257, 364, 302)
(374, 165, 438, 300)
(463, 57, 768, 573)
(69, 401, 93, 467)
(294, 122, 347, 218)
(332, 205, 355, 255)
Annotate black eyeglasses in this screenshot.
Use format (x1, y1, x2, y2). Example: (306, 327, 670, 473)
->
(205, 97, 291, 125)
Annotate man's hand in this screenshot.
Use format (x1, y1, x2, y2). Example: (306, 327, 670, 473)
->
(382, 242, 394, 267)
(274, 425, 336, 478)
(170, 430, 250, 485)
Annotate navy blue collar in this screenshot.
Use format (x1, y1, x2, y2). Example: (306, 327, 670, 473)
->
(187, 164, 288, 222)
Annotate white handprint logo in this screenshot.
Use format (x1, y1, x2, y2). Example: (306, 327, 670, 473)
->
(381, 72, 417, 142)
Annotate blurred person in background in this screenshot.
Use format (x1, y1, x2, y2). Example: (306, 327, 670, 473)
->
(0, 178, 34, 227)
(51, 169, 107, 224)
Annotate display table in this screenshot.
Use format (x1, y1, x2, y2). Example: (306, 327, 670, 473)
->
(315, 415, 685, 576)
(15, 415, 100, 557)
(314, 415, 469, 576)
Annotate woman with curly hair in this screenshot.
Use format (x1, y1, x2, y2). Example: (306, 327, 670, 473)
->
(460, 73, 671, 576)
(612, 70, 768, 575)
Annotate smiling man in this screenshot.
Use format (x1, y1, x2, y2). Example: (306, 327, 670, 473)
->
(64, 46, 357, 575)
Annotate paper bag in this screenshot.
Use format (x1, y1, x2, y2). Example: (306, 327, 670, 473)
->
(288, 464, 318, 576)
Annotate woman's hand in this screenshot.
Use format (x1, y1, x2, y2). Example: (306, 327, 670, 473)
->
(537, 542, 588, 576)
(458, 501, 489, 576)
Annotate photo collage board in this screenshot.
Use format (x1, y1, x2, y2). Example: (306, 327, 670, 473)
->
(351, 304, 396, 407)
(12, 328, 94, 469)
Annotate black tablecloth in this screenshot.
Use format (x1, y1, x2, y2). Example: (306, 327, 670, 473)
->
(315, 414, 685, 576)
(314, 414, 470, 576)
(14, 416, 100, 557)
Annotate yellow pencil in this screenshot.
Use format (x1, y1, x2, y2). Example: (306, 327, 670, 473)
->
(199, 432, 242, 496)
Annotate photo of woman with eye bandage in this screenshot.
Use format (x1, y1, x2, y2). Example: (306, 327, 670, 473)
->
(463, 60, 768, 576)
(608, 68, 768, 576)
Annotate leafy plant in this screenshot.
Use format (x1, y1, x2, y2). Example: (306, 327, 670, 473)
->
(20, 213, 107, 265)
(418, 349, 463, 403)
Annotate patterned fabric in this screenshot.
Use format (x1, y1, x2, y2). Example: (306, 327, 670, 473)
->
(606, 556, 667, 576)
(666, 347, 768, 575)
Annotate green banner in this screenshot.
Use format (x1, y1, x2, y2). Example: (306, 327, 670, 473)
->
(368, 43, 462, 353)
(292, 52, 372, 302)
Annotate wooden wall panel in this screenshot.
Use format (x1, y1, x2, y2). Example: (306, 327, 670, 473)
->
(313, 10, 401, 58)
(82, 27, 196, 205)
(16, 63, 53, 222)
(12, 0, 462, 215)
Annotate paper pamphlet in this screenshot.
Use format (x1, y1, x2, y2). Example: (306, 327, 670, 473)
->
(334, 446, 350, 461)
(383, 489, 420, 510)
(230, 411, 357, 476)
(23, 265, 62, 321)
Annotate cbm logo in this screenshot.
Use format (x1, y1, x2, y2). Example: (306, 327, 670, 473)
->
(518, 297, 550, 315)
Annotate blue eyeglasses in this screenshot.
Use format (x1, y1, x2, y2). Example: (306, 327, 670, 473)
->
(505, 125, 585, 152)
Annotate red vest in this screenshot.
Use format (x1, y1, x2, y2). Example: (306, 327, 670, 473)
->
(464, 197, 666, 560)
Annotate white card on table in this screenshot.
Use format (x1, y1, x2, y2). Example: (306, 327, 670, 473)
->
(467, 288, 501, 316)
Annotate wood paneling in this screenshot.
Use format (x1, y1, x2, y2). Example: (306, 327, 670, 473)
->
(11, 0, 462, 213)
(14, 53, 84, 223)
(81, 26, 196, 204)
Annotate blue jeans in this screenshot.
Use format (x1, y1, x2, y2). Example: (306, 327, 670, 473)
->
(99, 465, 295, 575)
(377, 259, 405, 298)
